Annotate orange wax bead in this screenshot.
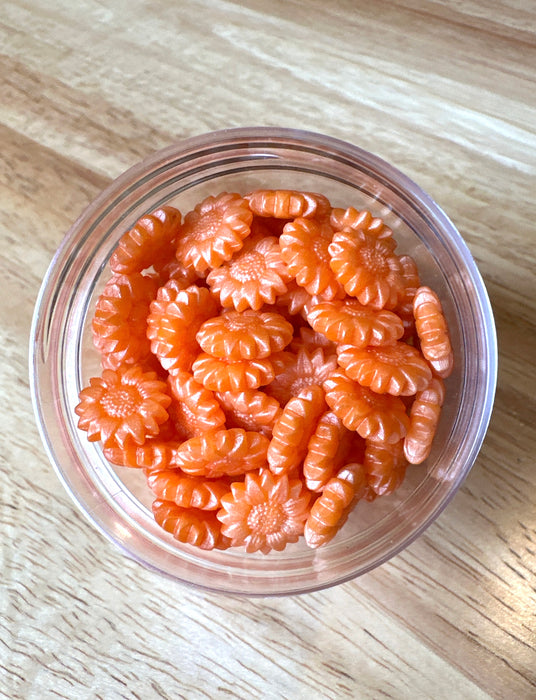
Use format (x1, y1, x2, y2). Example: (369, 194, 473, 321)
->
(146, 471, 230, 510)
(336, 342, 432, 396)
(215, 389, 282, 436)
(206, 235, 291, 311)
(404, 376, 445, 464)
(413, 286, 454, 378)
(306, 299, 404, 348)
(192, 353, 275, 392)
(75, 364, 171, 448)
(246, 189, 331, 220)
(92, 273, 158, 370)
(196, 309, 293, 360)
(304, 463, 368, 548)
(110, 206, 182, 275)
(152, 500, 231, 550)
(364, 438, 407, 496)
(104, 438, 180, 469)
(323, 369, 409, 443)
(329, 206, 393, 241)
(303, 411, 354, 492)
(217, 468, 311, 553)
(266, 348, 337, 407)
(290, 326, 337, 355)
(176, 192, 252, 273)
(267, 385, 327, 475)
(279, 218, 345, 299)
(328, 229, 405, 309)
(173, 428, 270, 478)
(167, 370, 226, 437)
(146, 282, 218, 373)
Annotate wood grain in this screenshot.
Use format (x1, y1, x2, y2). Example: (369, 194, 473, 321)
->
(1, 1, 535, 698)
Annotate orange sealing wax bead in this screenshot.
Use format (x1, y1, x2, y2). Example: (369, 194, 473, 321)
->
(303, 411, 354, 492)
(323, 369, 409, 443)
(267, 385, 327, 475)
(104, 438, 180, 469)
(167, 370, 226, 437)
(279, 218, 345, 299)
(215, 389, 282, 436)
(146, 282, 218, 373)
(364, 438, 407, 496)
(146, 471, 230, 510)
(217, 468, 312, 553)
(75, 364, 171, 448)
(92, 273, 158, 370)
(306, 299, 404, 348)
(172, 428, 270, 478)
(206, 235, 291, 311)
(110, 206, 182, 275)
(152, 500, 231, 550)
(176, 192, 253, 273)
(304, 463, 368, 548)
(196, 309, 293, 360)
(246, 189, 331, 220)
(336, 342, 432, 396)
(265, 348, 337, 407)
(404, 376, 445, 464)
(192, 353, 275, 392)
(329, 207, 393, 241)
(413, 286, 454, 378)
(328, 229, 405, 309)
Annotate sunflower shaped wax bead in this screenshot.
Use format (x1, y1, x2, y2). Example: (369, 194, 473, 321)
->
(267, 385, 327, 475)
(246, 189, 331, 220)
(329, 206, 393, 241)
(404, 376, 445, 464)
(306, 299, 404, 348)
(290, 326, 338, 355)
(176, 192, 253, 273)
(153, 500, 231, 550)
(110, 205, 182, 275)
(167, 370, 226, 437)
(196, 309, 293, 360)
(303, 411, 355, 492)
(206, 235, 291, 311)
(146, 471, 230, 511)
(75, 364, 171, 448)
(364, 438, 408, 496)
(104, 438, 180, 469)
(395, 255, 421, 341)
(92, 273, 158, 370)
(215, 389, 282, 437)
(336, 342, 432, 396)
(279, 218, 345, 299)
(328, 229, 405, 310)
(146, 282, 218, 373)
(192, 354, 275, 392)
(323, 369, 409, 443)
(304, 463, 368, 549)
(173, 428, 270, 478)
(413, 286, 454, 378)
(217, 468, 312, 554)
(266, 347, 338, 407)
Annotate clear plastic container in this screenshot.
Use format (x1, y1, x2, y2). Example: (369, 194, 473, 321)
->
(30, 127, 497, 595)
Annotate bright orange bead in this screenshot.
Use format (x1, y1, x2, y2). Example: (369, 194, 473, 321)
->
(266, 348, 337, 406)
(336, 342, 432, 396)
(267, 385, 327, 475)
(146, 471, 230, 510)
(330, 207, 393, 242)
(404, 377, 445, 464)
(303, 411, 354, 491)
(246, 189, 331, 220)
(413, 286, 454, 378)
(304, 463, 368, 548)
(173, 428, 270, 478)
(167, 370, 225, 437)
(192, 353, 275, 392)
(215, 389, 282, 436)
(196, 309, 293, 360)
(176, 192, 252, 273)
(323, 369, 409, 443)
(364, 438, 407, 496)
(217, 468, 311, 553)
(110, 206, 182, 275)
(153, 500, 231, 550)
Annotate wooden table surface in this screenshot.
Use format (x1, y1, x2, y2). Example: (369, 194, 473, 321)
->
(2, 1, 535, 698)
